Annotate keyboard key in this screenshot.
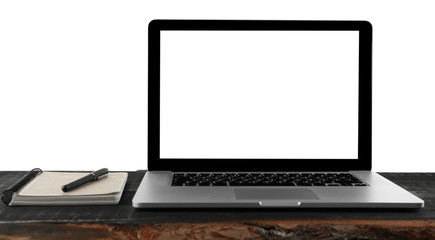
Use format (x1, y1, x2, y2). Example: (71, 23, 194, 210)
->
(211, 182, 227, 186)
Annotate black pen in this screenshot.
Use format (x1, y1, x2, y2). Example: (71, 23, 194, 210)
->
(61, 168, 109, 192)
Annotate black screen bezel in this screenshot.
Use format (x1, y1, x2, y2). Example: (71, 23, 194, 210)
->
(148, 20, 372, 172)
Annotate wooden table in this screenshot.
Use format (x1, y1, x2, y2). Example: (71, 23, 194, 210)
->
(0, 171, 434, 239)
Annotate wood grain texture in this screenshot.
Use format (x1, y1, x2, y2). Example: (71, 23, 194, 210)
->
(1, 172, 435, 240)
(1, 220, 435, 240)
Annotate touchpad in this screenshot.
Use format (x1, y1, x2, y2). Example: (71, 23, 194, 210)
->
(234, 188, 319, 200)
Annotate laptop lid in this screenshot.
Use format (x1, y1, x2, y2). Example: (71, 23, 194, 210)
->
(148, 20, 372, 172)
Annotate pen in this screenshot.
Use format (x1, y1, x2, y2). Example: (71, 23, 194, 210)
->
(61, 168, 109, 192)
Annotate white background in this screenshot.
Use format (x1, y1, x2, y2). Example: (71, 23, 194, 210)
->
(0, 0, 434, 171)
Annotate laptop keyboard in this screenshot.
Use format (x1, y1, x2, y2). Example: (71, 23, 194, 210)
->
(171, 173, 367, 187)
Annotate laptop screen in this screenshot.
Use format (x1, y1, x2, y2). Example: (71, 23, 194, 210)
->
(148, 20, 372, 171)
(160, 30, 359, 159)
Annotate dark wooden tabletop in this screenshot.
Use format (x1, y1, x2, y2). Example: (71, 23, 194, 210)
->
(0, 171, 434, 239)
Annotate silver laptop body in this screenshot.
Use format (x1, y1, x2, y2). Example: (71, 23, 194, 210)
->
(133, 20, 424, 208)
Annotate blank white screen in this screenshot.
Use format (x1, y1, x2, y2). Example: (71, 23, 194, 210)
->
(160, 31, 359, 159)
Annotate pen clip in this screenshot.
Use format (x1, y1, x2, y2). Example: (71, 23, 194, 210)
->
(91, 168, 109, 180)
(95, 172, 108, 180)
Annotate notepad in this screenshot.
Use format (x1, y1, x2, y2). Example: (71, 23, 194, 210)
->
(8, 172, 128, 206)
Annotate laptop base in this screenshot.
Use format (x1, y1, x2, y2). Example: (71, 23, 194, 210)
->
(132, 171, 423, 208)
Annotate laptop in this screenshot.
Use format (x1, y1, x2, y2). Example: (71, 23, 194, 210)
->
(132, 19, 424, 208)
